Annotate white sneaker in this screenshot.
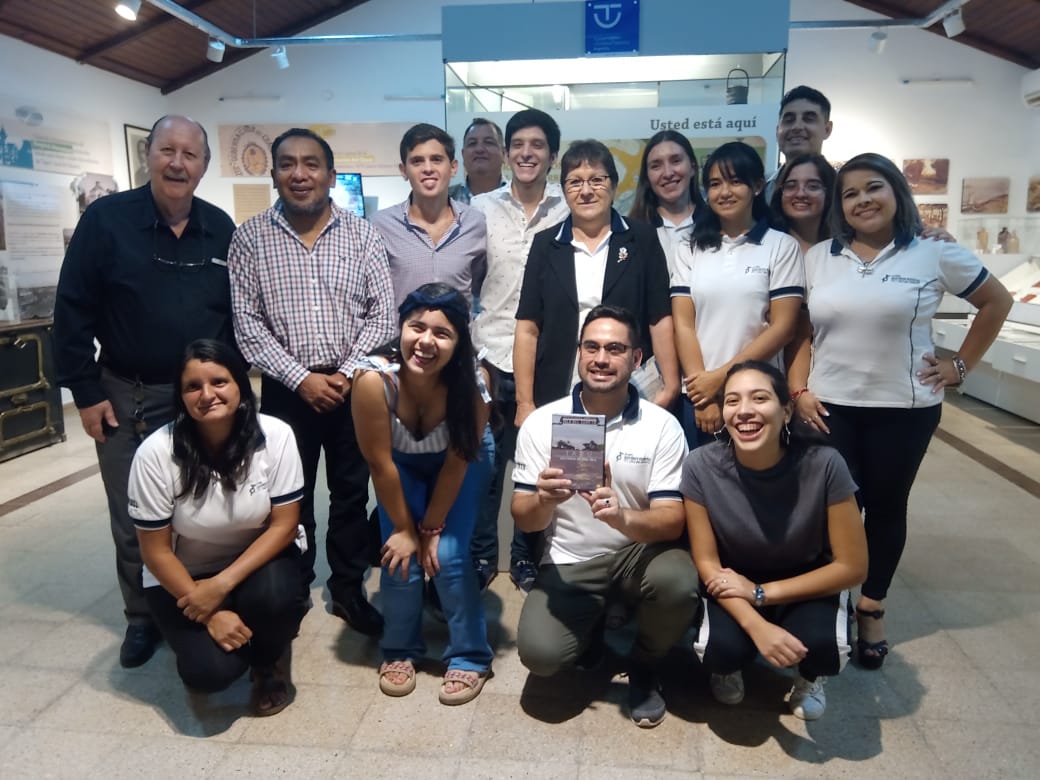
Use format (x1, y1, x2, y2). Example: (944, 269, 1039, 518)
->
(788, 674, 826, 720)
(709, 671, 745, 705)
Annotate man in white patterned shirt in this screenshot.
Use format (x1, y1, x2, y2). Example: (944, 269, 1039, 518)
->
(470, 109, 570, 593)
(229, 128, 395, 636)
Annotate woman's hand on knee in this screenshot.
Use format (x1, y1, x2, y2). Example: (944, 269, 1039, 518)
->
(750, 623, 807, 669)
(177, 576, 231, 623)
(206, 610, 253, 652)
(420, 533, 440, 577)
(382, 528, 419, 579)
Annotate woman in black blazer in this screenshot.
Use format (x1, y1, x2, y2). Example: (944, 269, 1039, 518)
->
(513, 140, 680, 422)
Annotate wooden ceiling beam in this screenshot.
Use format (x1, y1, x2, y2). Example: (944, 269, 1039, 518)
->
(78, 0, 215, 64)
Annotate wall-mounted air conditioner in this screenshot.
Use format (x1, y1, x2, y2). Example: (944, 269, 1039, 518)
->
(1024, 68, 1040, 108)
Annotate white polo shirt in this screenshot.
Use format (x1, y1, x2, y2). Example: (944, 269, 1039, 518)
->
(805, 236, 988, 408)
(129, 414, 305, 588)
(669, 220, 805, 372)
(513, 384, 688, 565)
(655, 212, 696, 279)
(470, 183, 569, 372)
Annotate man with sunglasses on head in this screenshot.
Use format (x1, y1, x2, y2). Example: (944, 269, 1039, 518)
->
(55, 115, 236, 669)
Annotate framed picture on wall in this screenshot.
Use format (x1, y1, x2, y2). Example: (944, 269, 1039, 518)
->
(903, 158, 949, 195)
(961, 177, 1009, 214)
(124, 124, 150, 190)
(917, 202, 948, 228)
(1028, 176, 1040, 213)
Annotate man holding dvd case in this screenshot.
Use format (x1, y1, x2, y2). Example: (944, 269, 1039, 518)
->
(511, 305, 697, 728)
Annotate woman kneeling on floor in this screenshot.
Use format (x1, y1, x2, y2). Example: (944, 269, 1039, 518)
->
(130, 339, 308, 716)
(353, 283, 494, 705)
(680, 361, 867, 720)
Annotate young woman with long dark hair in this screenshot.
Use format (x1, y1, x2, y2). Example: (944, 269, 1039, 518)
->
(681, 361, 866, 719)
(789, 152, 1012, 668)
(352, 283, 495, 705)
(670, 141, 804, 447)
(130, 339, 307, 716)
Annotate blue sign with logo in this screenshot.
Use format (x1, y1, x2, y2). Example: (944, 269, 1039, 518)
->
(585, 0, 639, 55)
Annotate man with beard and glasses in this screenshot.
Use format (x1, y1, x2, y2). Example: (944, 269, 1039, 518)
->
(229, 128, 396, 637)
(54, 114, 235, 669)
(511, 305, 696, 728)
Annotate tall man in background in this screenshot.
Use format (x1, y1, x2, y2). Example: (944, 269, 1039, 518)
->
(470, 109, 570, 592)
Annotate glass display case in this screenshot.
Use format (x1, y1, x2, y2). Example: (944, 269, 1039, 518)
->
(445, 52, 786, 115)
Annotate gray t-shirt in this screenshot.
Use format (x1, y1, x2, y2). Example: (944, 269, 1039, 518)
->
(680, 442, 857, 583)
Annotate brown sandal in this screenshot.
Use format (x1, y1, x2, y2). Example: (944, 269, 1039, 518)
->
(438, 668, 492, 706)
(251, 647, 294, 717)
(379, 660, 416, 696)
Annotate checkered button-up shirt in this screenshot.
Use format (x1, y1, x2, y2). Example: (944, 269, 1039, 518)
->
(229, 201, 396, 391)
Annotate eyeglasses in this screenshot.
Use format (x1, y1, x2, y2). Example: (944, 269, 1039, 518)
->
(564, 175, 611, 193)
(781, 179, 825, 195)
(579, 340, 631, 356)
(152, 222, 208, 273)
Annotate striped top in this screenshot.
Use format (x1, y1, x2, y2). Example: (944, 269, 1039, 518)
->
(355, 357, 450, 454)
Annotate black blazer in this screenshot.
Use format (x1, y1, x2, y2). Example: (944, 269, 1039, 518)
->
(516, 210, 672, 407)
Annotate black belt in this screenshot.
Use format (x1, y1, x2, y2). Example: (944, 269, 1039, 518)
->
(101, 362, 175, 386)
(308, 366, 340, 375)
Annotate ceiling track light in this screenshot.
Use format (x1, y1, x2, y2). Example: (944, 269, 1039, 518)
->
(270, 46, 289, 70)
(870, 30, 888, 54)
(206, 38, 226, 63)
(114, 0, 141, 21)
(942, 9, 966, 38)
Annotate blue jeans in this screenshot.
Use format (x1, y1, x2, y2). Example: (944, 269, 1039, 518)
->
(378, 431, 495, 672)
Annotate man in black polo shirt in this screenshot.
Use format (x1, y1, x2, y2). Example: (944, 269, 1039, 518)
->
(54, 115, 235, 668)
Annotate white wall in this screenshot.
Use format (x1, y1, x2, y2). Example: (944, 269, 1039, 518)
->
(789, 0, 1039, 229)
(0, 35, 167, 192)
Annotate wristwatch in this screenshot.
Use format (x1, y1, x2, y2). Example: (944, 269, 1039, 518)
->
(753, 585, 766, 607)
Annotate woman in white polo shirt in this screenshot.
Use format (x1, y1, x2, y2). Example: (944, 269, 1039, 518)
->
(670, 141, 805, 447)
(790, 153, 1012, 669)
(628, 130, 707, 277)
(129, 339, 307, 716)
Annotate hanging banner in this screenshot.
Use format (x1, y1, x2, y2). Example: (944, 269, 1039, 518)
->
(0, 99, 112, 177)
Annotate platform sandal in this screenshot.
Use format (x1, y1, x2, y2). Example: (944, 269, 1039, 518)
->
(855, 607, 889, 670)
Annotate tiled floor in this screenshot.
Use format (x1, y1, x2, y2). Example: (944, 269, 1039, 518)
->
(1, 398, 1039, 778)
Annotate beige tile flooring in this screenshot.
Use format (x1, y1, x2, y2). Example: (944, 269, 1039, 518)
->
(1, 398, 1039, 778)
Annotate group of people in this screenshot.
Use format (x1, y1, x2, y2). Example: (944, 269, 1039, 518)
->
(52, 83, 1012, 726)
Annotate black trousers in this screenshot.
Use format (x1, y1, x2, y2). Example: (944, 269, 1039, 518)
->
(695, 592, 852, 680)
(823, 403, 941, 601)
(260, 375, 373, 595)
(96, 369, 174, 626)
(145, 551, 307, 692)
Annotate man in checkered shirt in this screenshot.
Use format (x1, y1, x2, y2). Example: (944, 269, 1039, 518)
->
(229, 128, 395, 637)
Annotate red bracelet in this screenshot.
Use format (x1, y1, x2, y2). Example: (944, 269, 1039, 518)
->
(419, 525, 444, 537)
(790, 387, 810, 401)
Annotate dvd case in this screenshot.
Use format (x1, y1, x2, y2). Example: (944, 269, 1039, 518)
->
(549, 413, 606, 492)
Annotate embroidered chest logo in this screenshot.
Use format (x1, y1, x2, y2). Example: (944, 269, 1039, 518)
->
(881, 274, 921, 285)
(248, 480, 268, 495)
(615, 452, 652, 465)
(744, 265, 769, 276)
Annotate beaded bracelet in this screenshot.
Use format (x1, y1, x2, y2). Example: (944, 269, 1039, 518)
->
(790, 387, 810, 401)
(951, 355, 968, 386)
(419, 525, 444, 537)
